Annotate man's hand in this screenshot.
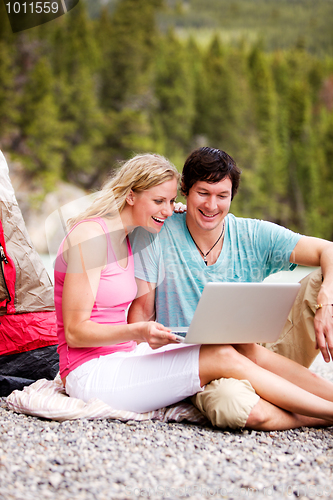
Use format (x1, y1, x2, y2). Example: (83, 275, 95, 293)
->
(314, 305, 333, 362)
(173, 202, 186, 213)
(291, 236, 333, 362)
(137, 321, 179, 349)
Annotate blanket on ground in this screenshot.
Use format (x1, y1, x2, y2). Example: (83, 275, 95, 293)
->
(5, 375, 208, 425)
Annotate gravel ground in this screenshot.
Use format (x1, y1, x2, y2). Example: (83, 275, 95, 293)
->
(1, 356, 333, 500)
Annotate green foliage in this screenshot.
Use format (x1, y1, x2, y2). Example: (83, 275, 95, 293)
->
(0, 2, 19, 141)
(98, 0, 163, 110)
(0, 38, 18, 138)
(153, 30, 196, 153)
(1, 0, 333, 239)
(59, 64, 105, 186)
(19, 57, 64, 189)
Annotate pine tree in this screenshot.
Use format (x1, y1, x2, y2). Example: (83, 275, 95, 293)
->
(194, 36, 245, 151)
(153, 30, 196, 155)
(247, 44, 287, 222)
(58, 63, 105, 187)
(46, 3, 105, 186)
(286, 78, 320, 235)
(19, 57, 64, 189)
(99, 0, 163, 110)
(96, 0, 165, 176)
(324, 113, 333, 238)
(0, 2, 19, 146)
(51, 2, 100, 77)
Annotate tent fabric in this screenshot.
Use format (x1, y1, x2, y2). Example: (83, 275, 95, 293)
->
(0, 148, 59, 394)
(6, 374, 208, 425)
(0, 345, 59, 396)
(0, 219, 16, 313)
(0, 150, 55, 316)
(0, 311, 57, 355)
(0, 150, 58, 357)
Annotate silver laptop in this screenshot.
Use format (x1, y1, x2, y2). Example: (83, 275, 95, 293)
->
(172, 282, 301, 344)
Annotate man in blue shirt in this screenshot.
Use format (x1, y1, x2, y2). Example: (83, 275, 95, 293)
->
(128, 147, 333, 430)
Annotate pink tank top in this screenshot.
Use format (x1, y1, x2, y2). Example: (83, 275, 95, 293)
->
(54, 218, 137, 378)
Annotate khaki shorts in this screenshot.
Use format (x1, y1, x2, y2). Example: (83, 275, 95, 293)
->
(192, 269, 322, 429)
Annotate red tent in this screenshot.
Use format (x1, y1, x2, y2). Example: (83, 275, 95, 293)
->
(0, 150, 58, 396)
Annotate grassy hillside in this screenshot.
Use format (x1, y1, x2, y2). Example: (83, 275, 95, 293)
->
(166, 0, 333, 55)
(84, 0, 333, 55)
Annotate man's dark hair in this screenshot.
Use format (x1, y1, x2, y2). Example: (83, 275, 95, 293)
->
(181, 147, 241, 200)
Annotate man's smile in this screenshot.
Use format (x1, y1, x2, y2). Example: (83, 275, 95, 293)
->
(198, 209, 220, 219)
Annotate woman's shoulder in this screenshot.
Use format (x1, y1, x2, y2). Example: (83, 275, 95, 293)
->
(63, 219, 108, 256)
(69, 219, 106, 240)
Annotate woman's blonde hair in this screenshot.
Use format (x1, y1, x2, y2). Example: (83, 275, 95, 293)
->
(68, 153, 180, 228)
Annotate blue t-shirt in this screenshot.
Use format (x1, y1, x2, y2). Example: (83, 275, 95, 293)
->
(130, 213, 302, 327)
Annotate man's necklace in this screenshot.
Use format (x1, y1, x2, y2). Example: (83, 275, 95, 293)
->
(187, 221, 225, 265)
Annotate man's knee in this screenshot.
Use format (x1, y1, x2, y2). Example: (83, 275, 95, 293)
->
(262, 268, 322, 367)
(192, 377, 259, 429)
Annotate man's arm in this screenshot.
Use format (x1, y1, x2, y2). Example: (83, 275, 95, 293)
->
(128, 278, 157, 324)
(290, 236, 333, 362)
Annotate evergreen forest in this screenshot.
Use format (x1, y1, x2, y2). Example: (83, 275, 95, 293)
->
(1, 0, 333, 239)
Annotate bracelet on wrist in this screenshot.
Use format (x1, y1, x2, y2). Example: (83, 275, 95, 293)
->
(315, 303, 333, 310)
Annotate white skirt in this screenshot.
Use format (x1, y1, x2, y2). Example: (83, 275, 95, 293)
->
(65, 342, 203, 413)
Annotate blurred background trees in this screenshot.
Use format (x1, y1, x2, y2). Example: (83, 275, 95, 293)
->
(0, 0, 333, 238)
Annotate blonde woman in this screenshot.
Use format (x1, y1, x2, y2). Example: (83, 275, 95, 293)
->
(55, 153, 333, 428)
(55, 153, 204, 412)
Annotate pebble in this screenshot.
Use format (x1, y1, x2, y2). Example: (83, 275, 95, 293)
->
(0, 356, 333, 499)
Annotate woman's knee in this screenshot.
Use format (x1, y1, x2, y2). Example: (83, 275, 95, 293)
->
(204, 343, 240, 358)
(199, 344, 247, 382)
(234, 343, 259, 360)
(201, 344, 241, 367)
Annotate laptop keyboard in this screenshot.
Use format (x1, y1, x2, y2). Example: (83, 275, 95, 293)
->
(171, 330, 187, 337)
